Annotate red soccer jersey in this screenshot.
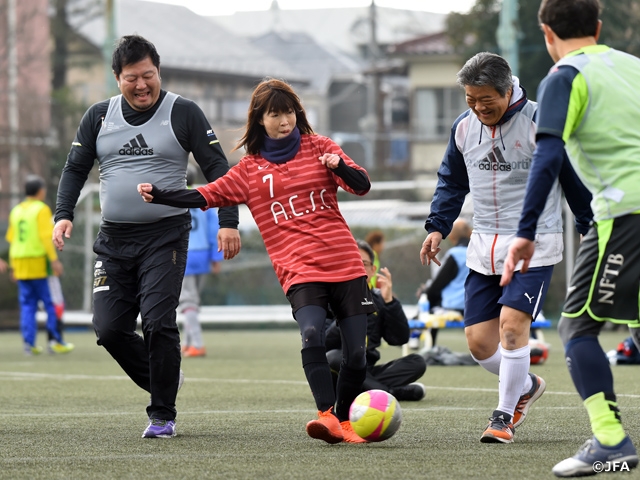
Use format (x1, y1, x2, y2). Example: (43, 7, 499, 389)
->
(197, 134, 369, 293)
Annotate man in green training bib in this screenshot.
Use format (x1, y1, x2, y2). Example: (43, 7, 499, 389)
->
(502, 0, 640, 476)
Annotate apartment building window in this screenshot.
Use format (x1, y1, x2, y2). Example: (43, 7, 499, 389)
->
(414, 87, 466, 141)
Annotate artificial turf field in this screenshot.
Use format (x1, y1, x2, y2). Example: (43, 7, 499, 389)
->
(0, 326, 638, 480)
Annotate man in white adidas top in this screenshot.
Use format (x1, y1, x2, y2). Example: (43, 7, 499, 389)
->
(53, 35, 241, 439)
(419, 52, 592, 444)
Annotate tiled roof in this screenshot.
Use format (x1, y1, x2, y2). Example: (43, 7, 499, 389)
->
(249, 31, 364, 92)
(70, 0, 305, 81)
(388, 32, 455, 55)
(208, 6, 447, 56)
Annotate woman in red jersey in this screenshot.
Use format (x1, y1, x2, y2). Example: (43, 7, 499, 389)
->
(138, 78, 374, 444)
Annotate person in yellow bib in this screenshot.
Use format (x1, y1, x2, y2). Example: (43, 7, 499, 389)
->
(6, 176, 74, 356)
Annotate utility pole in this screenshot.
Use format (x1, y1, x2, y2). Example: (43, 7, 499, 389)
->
(103, 0, 117, 96)
(368, 0, 384, 172)
(496, 0, 519, 76)
(8, 0, 20, 207)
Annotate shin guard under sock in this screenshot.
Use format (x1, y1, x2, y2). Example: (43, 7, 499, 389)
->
(301, 346, 335, 412)
(335, 364, 366, 422)
(565, 336, 614, 400)
(565, 337, 625, 446)
(497, 345, 530, 416)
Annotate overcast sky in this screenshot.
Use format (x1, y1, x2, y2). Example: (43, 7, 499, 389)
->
(152, 0, 477, 16)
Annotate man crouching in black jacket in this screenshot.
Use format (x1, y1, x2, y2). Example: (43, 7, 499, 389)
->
(325, 240, 427, 401)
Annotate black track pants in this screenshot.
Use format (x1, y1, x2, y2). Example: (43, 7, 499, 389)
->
(92, 223, 189, 421)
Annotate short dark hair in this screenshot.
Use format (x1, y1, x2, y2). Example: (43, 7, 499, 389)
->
(356, 239, 375, 264)
(539, 0, 601, 40)
(24, 175, 45, 196)
(112, 35, 161, 76)
(456, 52, 513, 97)
(232, 78, 314, 155)
(365, 230, 384, 248)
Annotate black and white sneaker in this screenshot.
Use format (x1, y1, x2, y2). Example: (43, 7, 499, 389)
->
(391, 382, 426, 401)
(552, 436, 638, 477)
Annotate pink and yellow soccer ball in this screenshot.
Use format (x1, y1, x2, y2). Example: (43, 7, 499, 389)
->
(349, 389, 402, 442)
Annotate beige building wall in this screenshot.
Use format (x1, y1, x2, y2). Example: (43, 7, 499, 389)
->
(407, 56, 463, 179)
(409, 60, 461, 88)
(413, 142, 450, 173)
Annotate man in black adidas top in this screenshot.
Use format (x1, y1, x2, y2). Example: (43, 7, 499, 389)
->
(53, 35, 241, 439)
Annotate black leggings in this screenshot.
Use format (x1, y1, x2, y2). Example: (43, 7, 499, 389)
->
(296, 305, 366, 368)
(296, 305, 367, 420)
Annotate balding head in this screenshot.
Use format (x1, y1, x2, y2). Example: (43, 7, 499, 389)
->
(449, 218, 472, 245)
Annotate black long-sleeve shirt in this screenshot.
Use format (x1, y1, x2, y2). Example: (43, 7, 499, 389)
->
(55, 90, 239, 235)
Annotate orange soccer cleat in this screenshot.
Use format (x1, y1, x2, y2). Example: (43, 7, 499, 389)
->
(305, 407, 343, 444)
(183, 346, 206, 358)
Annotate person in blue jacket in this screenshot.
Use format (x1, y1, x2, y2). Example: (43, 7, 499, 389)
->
(179, 166, 224, 357)
(426, 218, 471, 314)
(421, 217, 471, 346)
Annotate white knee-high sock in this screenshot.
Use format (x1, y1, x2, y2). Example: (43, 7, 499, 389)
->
(497, 344, 530, 417)
(471, 346, 502, 375)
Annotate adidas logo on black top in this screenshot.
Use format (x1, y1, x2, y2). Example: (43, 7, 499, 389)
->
(119, 134, 154, 155)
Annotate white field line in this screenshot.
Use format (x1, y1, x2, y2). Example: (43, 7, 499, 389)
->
(3, 371, 640, 400)
(1, 453, 262, 462)
(5, 405, 640, 419)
